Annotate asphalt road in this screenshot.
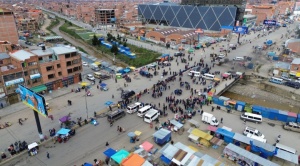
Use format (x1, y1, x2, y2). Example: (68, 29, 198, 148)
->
(1, 8, 299, 166)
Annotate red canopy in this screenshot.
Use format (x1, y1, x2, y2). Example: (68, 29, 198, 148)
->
(207, 125, 217, 132)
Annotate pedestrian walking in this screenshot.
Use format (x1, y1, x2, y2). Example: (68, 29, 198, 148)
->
(220, 118, 223, 123)
(47, 152, 50, 159)
(106, 142, 109, 147)
(117, 126, 120, 132)
(243, 119, 246, 124)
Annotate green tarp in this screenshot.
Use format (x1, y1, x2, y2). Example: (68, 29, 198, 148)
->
(30, 85, 47, 93)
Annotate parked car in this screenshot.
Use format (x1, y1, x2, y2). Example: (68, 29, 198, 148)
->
(283, 122, 300, 133)
(82, 62, 88, 66)
(200, 67, 209, 74)
(280, 75, 292, 81)
(100, 74, 110, 80)
(243, 126, 265, 139)
(121, 90, 135, 99)
(174, 52, 183, 57)
(86, 74, 95, 81)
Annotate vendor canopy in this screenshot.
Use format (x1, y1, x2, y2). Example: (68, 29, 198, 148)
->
(140, 141, 153, 152)
(191, 128, 213, 141)
(121, 153, 145, 166)
(103, 148, 117, 158)
(57, 128, 70, 135)
(170, 119, 183, 128)
(59, 116, 71, 123)
(158, 143, 179, 160)
(111, 149, 130, 164)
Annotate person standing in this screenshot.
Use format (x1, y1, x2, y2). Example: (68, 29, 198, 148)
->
(220, 118, 223, 123)
(47, 152, 50, 159)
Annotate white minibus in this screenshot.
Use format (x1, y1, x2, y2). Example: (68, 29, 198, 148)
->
(202, 73, 215, 80)
(188, 71, 201, 77)
(275, 143, 296, 154)
(137, 105, 152, 117)
(269, 77, 284, 84)
(240, 112, 262, 123)
(144, 109, 159, 123)
(126, 102, 143, 114)
(247, 133, 267, 143)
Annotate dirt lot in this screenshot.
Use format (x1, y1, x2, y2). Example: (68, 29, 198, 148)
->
(223, 81, 300, 113)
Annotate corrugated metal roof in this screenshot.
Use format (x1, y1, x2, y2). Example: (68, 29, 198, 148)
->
(10, 50, 35, 61)
(31, 49, 54, 56)
(291, 58, 300, 65)
(51, 46, 76, 55)
(0, 53, 10, 60)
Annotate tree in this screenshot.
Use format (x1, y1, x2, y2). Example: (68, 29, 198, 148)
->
(111, 44, 118, 55)
(107, 33, 112, 41)
(92, 34, 98, 46)
(123, 42, 127, 47)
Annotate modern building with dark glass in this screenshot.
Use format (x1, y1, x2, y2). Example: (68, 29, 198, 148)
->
(138, 1, 246, 31)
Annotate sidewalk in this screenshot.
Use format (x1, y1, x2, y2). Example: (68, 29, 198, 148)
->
(0, 86, 73, 118)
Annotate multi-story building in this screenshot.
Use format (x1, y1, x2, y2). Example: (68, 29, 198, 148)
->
(31, 46, 82, 91)
(95, 9, 116, 26)
(17, 18, 40, 33)
(0, 8, 19, 44)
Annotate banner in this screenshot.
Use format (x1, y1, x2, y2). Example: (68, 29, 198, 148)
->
(232, 26, 248, 34)
(263, 20, 277, 25)
(16, 85, 48, 117)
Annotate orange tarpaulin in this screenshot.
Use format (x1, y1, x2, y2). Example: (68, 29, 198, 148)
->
(121, 153, 145, 166)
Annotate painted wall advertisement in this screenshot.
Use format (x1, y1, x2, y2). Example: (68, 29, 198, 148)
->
(16, 85, 48, 117)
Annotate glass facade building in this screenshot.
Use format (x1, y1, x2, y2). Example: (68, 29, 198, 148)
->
(138, 4, 237, 31)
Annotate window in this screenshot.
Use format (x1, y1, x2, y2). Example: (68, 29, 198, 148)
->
(71, 52, 77, 57)
(0, 60, 3, 64)
(24, 71, 28, 76)
(65, 54, 71, 58)
(0, 87, 4, 93)
(38, 57, 43, 61)
(66, 61, 72, 66)
(294, 66, 298, 70)
(16, 72, 23, 78)
(67, 69, 72, 74)
(47, 74, 55, 79)
(49, 55, 53, 59)
(30, 69, 39, 75)
(58, 72, 62, 76)
(46, 66, 53, 71)
(57, 64, 61, 68)
(28, 62, 37, 66)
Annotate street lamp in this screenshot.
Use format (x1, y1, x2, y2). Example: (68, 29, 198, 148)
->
(84, 87, 89, 119)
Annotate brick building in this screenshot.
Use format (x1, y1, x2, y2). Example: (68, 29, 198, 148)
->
(251, 5, 276, 25)
(17, 18, 40, 33)
(0, 8, 19, 44)
(95, 9, 116, 25)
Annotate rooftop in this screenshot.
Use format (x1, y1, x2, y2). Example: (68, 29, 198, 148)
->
(291, 58, 300, 65)
(30, 49, 54, 57)
(51, 46, 76, 55)
(10, 50, 35, 61)
(156, 28, 180, 35)
(0, 53, 10, 60)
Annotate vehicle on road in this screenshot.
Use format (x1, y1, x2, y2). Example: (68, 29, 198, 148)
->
(188, 71, 201, 77)
(283, 122, 300, 133)
(200, 68, 209, 74)
(218, 54, 225, 59)
(240, 112, 262, 123)
(280, 75, 292, 81)
(174, 52, 183, 57)
(201, 112, 219, 126)
(82, 62, 88, 66)
(144, 109, 159, 123)
(284, 81, 300, 89)
(126, 102, 143, 114)
(137, 105, 152, 117)
(86, 74, 95, 81)
(243, 126, 265, 138)
(90, 64, 100, 71)
(107, 110, 126, 122)
(202, 73, 215, 80)
(233, 56, 244, 61)
(269, 77, 284, 84)
(246, 133, 267, 143)
(121, 90, 135, 99)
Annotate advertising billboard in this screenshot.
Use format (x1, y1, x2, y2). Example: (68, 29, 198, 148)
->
(263, 20, 277, 25)
(16, 85, 48, 117)
(233, 26, 248, 34)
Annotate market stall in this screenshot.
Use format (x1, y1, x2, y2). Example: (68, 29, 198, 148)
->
(171, 149, 188, 166)
(158, 143, 179, 165)
(190, 128, 213, 147)
(103, 148, 117, 158)
(188, 119, 199, 128)
(28, 142, 39, 156)
(223, 143, 279, 166)
(215, 128, 235, 143)
(110, 149, 130, 166)
(121, 153, 145, 166)
(59, 115, 72, 128)
(170, 119, 184, 134)
(153, 128, 171, 145)
(140, 141, 153, 152)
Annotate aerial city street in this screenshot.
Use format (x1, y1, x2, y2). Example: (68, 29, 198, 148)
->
(0, 0, 300, 166)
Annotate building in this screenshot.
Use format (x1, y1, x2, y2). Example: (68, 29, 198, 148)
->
(0, 8, 19, 44)
(243, 14, 257, 27)
(95, 9, 116, 26)
(138, 3, 238, 31)
(31, 46, 82, 91)
(251, 5, 276, 25)
(17, 18, 40, 33)
(289, 58, 300, 77)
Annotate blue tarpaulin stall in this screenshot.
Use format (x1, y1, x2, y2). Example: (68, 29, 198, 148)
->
(268, 109, 279, 120)
(235, 101, 246, 111)
(153, 128, 172, 145)
(287, 112, 297, 122)
(216, 128, 235, 143)
(57, 128, 70, 135)
(268, 52, 276, 56)
(252, 105, 269, 118)
(273, 56, 279, 61)
(266, 40, 273, 46)
(111, 149, 129, 164)
(83, 163, 93, 166)
(103, 148, 117, 158)
(298, 114, 300, 123)
(278, 110, 288, 122)
(105, 101, 114, 106)
(160, 155, 172, 165)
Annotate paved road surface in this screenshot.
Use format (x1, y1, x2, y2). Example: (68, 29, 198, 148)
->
(1, 8, 299, 166)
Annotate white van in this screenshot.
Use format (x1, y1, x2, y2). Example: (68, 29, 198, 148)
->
(126, 102, 143, 114)
(275, 143, 296, 154)
(243, 126, 265, 138)
(144, 109, 159, 123)
(240, 112, 262, 123)
(137, 105, 152, 117)
(202, 73, 215, 80)
(188, 71, 201, 77)
(246, 133, 267, 143)
(233, 57, 244, 61)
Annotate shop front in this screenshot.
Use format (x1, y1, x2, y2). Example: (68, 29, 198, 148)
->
(5, 78, 24, 104)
